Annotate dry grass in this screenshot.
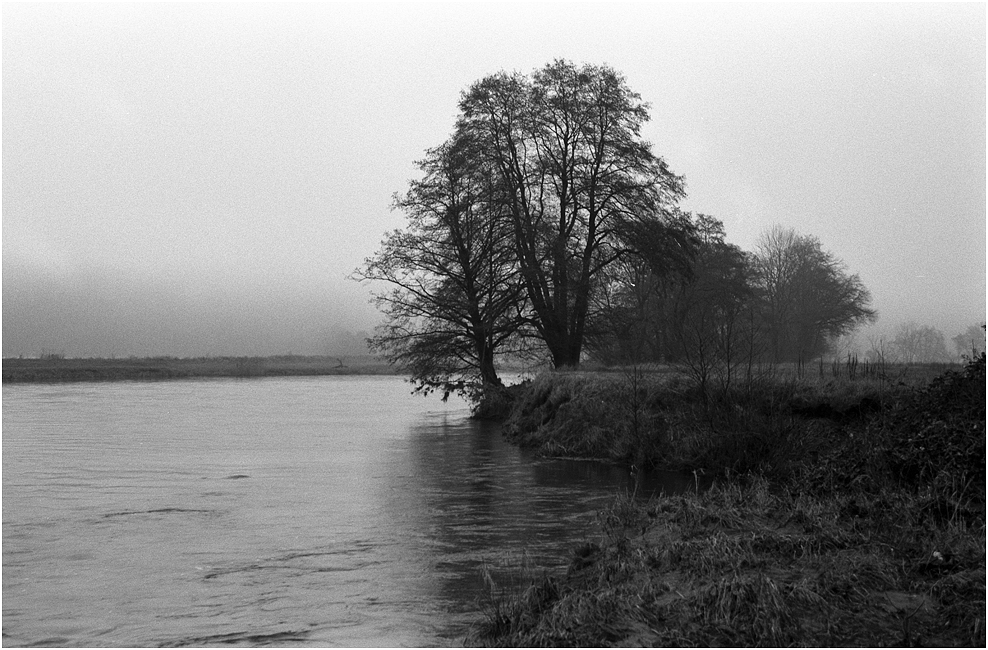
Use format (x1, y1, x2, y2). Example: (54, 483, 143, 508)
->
(468, 478, 986, 647)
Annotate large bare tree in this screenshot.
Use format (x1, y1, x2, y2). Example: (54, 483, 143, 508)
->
(458, 60, 685, 367)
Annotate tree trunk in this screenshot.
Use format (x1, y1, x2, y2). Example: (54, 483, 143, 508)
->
(479, 350, 502, 388)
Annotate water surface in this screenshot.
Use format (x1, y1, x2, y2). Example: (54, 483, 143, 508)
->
(3, 376, 690, 647)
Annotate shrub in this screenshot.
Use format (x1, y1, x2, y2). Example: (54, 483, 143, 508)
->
(800, 352, 986, 507)
(880, 351, 986, 493)
(500, 372, 668, 463)
(472, 382, 528, 420)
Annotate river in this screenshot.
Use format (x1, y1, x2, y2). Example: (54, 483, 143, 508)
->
(2, 376, 694, 647)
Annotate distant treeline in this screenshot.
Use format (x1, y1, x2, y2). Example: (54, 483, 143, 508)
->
(2, 355, 399, 384)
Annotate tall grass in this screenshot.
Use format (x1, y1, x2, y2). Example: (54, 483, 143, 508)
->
(469, 476, 986, 647)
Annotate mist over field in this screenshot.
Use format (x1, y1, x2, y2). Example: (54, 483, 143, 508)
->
(3, 3, 984, 359)
(2, 261, 375, 358)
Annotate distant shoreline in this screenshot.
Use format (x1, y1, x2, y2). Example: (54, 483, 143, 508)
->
(1, 355, 402, 383)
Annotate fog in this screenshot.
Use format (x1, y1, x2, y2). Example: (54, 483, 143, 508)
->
(2, 261, 374, 357)
(3, 3, 985, 358)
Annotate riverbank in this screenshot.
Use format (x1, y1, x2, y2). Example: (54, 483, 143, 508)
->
(497, 362, 954, 474)
(1, 354, 399, 383)
(468, 356, 986, 646)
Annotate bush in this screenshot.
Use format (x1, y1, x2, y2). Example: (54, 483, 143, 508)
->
(500, 371, 668, 463)
(472, 382, 529, 420)
(800, 352, 986, 507)
(881, 351, 986, 493)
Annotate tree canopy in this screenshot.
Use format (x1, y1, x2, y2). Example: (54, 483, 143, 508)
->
(458, 60, 685, 367)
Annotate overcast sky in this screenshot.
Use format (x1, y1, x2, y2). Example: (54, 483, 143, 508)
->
(3, 2, 985, 357)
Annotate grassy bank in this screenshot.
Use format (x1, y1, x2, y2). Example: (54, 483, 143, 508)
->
(469, 356, 985, 646)
(500, 362, 951, 477)
(2, 354, 399, 383)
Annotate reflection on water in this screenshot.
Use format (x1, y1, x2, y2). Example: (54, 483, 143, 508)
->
(2, 377, 694, 647)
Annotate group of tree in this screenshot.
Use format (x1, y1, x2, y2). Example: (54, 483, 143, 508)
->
(952, 324, 987, 359)
(866, 323, 986, 365)
(354, 60, 876, 401)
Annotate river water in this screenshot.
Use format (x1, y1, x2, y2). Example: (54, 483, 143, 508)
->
(2, 376, 694, 647)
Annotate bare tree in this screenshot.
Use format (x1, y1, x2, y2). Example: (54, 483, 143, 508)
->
(458, 60, 685, 368)
(753, 226, 876, 362)
(354, 131, 527, 400)
(951, 324, 987, 360)
(865, 334, 895, 364)
(583, 208, 696, 364)
(672, 215, 757, 397)
(890, 322, 951, 364)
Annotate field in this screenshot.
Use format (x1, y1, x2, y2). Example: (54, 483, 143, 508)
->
(1, 355, 399, 383)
